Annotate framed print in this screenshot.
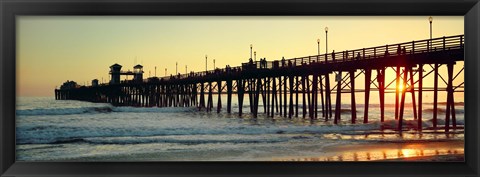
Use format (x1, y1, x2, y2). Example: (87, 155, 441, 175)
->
(1, 0, 479, 176)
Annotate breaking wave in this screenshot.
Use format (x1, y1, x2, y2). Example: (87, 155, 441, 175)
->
(16, 106, 196, 116)
(16, 123, 379, 145)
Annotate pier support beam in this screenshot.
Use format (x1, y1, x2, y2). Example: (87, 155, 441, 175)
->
(334, 72, 342, 124)
(267, 77, 271, 116)
(409, 69, 418, 120)
(175, 85, 179, 107)
(157, 86, 161, 107)
(217, 81, 222, 113)
(350, 70, 357, 124)
(262, 77, 267, 114)
(418, 64, 423, 130)
(313, 73, 319, 119)
(302, 75, 307, 118)
(445, 63, 454, 132)
(275, 77, 279, 114)
(237, 79, 245, 116)
(253, 77, 262, 118)
(364, 69, 371, 123)
(451, 75, 457, 129)
(307, 75, 312, 119)
(395, 66, 400, 119)
(377, 68, 385, 122)
(193, 83, 198, 106)
(320, 75, 325, 118)
(271, 77, 277, 117)
(207, 82, 213, 112)
(199, 83, 205, 110)
(284, 76, 288, 117)
(279, 76, 283, 116)
(295, 76, 299, 117)
(248, 79, 254, 114)
(433, 64, 439, 129)
(289, 75, 294, 118)
(227, 80, 233, 113)
(325, 73, 332, 119)
(398, 67, 409, 132)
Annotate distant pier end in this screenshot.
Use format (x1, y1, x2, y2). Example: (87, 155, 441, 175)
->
(110, 63, 144, 84)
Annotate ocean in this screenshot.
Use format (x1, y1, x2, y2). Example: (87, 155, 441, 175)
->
(16, 95, 465, 161)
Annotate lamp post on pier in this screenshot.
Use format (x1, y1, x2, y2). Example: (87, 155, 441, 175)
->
(429, 16, 433, 40)
(205, 54, 208, 72)
(316, 38, 320, 63)
(254, 51, 256, 62)
(325, 27, 328, 56)
(317, 38, 320, 55)
(250, 44, 253, 60)
(429, 16, 433, 51)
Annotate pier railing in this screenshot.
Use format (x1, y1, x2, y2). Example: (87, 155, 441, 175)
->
(116, 34, 464, 84)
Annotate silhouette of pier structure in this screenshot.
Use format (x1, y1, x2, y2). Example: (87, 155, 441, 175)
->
(55, 35, 464, 132)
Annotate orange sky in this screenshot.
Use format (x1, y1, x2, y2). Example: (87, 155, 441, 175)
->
(17, 16, 464, 98)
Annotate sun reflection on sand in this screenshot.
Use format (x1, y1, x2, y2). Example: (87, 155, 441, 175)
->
(273, 138, 464, 162)
(321, 130, 464, 141)
(274, 148, 463, 161)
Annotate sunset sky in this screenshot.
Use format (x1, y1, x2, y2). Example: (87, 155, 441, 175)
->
(17, 16, 464, 98)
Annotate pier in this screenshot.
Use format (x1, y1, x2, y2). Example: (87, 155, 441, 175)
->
(55, 35, 464, 132)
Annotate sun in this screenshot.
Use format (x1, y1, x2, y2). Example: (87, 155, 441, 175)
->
(398, 83, 404, 91)
(396, 80, 406, 92)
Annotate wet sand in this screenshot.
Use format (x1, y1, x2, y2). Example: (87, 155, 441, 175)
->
(59, 140, 464, 162)
(60, 131, 464, 162)
(273, 140, 464, 161)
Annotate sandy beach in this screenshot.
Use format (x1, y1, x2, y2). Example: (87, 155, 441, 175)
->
(57, 130, 464, 162)
(273, 139, 464, 162)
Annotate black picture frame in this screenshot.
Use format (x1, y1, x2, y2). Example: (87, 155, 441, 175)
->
(1, 0, 479, 176)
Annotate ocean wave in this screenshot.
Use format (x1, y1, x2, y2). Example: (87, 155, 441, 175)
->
(36, 136, 289, 145)
(423, 108, 464, 114)
(425, 102, 465, 106)
(425, 118, 465, 125)
(335, 109, 358, 114)
(16, 107, 113, 116)
(112, 106, 197, 113)
(16, 106, 196, 116)
(16, 123, 379, 145)
(16, 118, 465, 145)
